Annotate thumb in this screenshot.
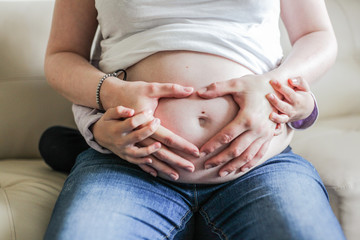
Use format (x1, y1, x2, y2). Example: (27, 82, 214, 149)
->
(288, 77, 310, 91)
(103, 106, 135, 120)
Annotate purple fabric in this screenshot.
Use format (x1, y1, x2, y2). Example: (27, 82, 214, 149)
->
(288, 100, 318, 130)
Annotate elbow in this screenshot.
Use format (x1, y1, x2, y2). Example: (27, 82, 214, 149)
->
(44, 53, 54, 88)
(43, 51, 60, 91)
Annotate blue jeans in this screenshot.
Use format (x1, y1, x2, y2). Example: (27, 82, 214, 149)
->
(44, 147, 345, 240)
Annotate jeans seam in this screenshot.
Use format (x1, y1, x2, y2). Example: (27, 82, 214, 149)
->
(199, 208, 228, 240)
(162, 210, 192, 240)
(194, 184, 198, 211)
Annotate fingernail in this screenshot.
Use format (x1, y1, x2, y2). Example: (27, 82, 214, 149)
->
(150, 119, 160, 131)
(241, 167, 250, 172)
(184, 87, 193, 93)
(269, 113, 276, 121)
(220, 171, 229, 177)
(152, 118, 160, 126)
(290, 78, 299, 85)
(153, 142, 161, 150)
(268, 93, 275, 100)
(146, 158, 152, 164)
(149, 171, 157, 177)
(170, 173, 179, 181)
(127, 109, 135, 116)
(185, 166, 194, 172)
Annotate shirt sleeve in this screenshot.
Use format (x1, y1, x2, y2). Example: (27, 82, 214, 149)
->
(72, 104, 112, 154)
(287, 92, 319, 130)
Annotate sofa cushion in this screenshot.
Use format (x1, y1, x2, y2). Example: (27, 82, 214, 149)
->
(0, 1, 76, 159)
(0, 160, 66, 240)
(291, 114, 360, 240)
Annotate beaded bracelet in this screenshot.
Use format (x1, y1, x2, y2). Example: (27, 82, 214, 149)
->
(96, 69, 127, 110)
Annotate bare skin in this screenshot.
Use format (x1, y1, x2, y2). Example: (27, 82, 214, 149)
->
(45, 0, 337, 182)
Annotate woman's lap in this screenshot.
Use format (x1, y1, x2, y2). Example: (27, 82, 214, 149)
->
(44, 147, 345, 240)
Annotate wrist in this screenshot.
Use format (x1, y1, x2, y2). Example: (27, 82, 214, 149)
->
(289, 92, 319, 130)
(100, 76, 127, 110)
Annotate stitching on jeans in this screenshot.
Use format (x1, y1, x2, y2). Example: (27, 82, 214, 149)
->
(194, 184, 198, 211)
(199, 208, 228, 240)
(162, 210, 192, 240)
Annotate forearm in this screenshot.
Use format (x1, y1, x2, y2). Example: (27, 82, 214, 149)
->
(45, 51, 124, 109)
(270, 0, 337, 85)
(268, 30, 337, 84)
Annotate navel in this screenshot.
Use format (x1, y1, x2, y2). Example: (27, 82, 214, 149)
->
(198, 111, 208, 127)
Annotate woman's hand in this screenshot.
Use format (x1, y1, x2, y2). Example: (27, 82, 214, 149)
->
(92, 106, 196, 180)
(197, 74, 279, 177)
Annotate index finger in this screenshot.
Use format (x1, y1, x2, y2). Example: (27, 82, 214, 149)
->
(197, 81, 234, 99)
(149, 83, 194, 98)
(152, 125, 200, 157)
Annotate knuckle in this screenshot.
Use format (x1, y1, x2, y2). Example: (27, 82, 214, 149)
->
(128, 118, 138, 129)
(219, 133, 233, 144)
(149, 124, 157, 132)
(242, 153, 253, 163)
(229, 79, 240, 89)
(224, 166, 236, 174)
(256, 151, 265, 159)
(213, 159, 225, 166)
(244, 115, 256, 128)
(153, 150, 166, 160)
(122, 147, 134, 156)
(163, 136, 174, 146)
(148, 83, 157, 94)
(230, 148, 242, 158)
(114, 139, 125, 149)
(226, 162, 239, 171)
(209, 82, 218, 91)
(133, 132, 144, 142)
(171, 84, 178, 92)
(245, 161, 256, 169)
(145, 146, 155, 155)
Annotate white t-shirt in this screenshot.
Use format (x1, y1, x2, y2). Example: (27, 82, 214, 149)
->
(96, 0, 283, 74)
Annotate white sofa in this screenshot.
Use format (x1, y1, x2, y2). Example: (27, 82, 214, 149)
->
(0, 1, 359, 240)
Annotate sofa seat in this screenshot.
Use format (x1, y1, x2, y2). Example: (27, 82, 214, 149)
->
(291, 114, 360, 238)
(0, 160, 66, 240)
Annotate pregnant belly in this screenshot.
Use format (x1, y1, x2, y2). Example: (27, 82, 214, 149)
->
(126, 51, 293, 183)
(155, 95, 238, 148)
